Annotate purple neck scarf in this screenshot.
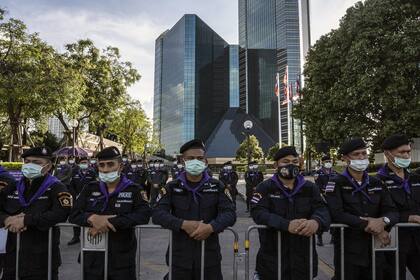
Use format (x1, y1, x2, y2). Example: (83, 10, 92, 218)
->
(178, 171, 211, 204)
(270, 174, 306, 202)
(17, 174, 59, 208)
(97, 176, 133, 212)
(342, 168, 372, 203)
(377, 165, 410, 194)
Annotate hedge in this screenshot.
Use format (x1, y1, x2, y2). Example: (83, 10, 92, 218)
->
(0, 162, 23, 170)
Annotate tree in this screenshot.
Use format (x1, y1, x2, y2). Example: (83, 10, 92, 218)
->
(236, 135, 264, 162)
(266, 142, 289, 161)
(107, 99, 150, 156)
(56, 39, 141, 149)
(294, 0, 420, 151)
(0, 13, 82, 160)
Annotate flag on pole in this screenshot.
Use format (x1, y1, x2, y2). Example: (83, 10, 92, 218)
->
(282, 66, 289, 105)
(296, 78, 301, 99)
(274, 73, 280, 97)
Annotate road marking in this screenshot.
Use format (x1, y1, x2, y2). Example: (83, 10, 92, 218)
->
(318, 258, 334, 277)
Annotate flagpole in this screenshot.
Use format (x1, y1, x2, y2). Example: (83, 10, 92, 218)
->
(277, 72, 282, 146)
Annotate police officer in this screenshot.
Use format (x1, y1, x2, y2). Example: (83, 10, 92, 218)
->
(135, 159, 148, 187)
(121, 154, 131, 176)
(54, 156, 73, 186)
(69, 146, 151, 280)
(148, 160, 169, 205)
(314, 155, 337, 246)
(171, 160, 184, 180)
(250, 146, 330, 280)
(67, 156, 97, 245)
(152, 139, 236, 280)
(218, 161, 239, 205)
(377, 134, 420, 280)
(325, 138, 399, 280)
(0, 146, 72, 280)
(245, 161, 264, 212)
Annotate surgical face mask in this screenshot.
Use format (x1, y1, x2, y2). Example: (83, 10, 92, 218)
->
(90, 160, 97, 164)
(159, 164, 164, 168)
(122, 158, 128, 162)
(324, 162, 333, 169)
(226, 166, 232, 170)
(177, 164, 183, 169)
(394, 157, 411, 169)
(69, 159, 75, 164)
(99, 171, 120, 183)
(59, 161, 66, 165)
(277, 164, 300, 179)
(138, 164, 143, 168)
(349, 159, 369, 172)
(131, 164, 137, 169)
(22, 163, 46, 179)
(79, 163, 89, 170)
(184, 159, 207, 176)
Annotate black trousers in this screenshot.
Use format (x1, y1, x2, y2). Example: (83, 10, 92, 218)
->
(383, 248, 420, 280)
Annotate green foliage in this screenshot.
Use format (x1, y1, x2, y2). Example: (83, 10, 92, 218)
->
(266, 142, 289, 161)
(235, 135, 264, 162)
(0, 162, 23, 170)
(294, 0, 420, 152)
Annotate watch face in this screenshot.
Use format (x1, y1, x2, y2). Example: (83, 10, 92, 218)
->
(384, 217, 390, 224)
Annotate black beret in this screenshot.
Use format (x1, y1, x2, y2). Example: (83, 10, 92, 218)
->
(179, 139, 206, 154)
(321, 155, 331, 161)
(382, 134, 410, 150)
(122, 154, 128, 158)
(97, 146, 121, 161)
(248, 161, 258, 165)
(338, 138, 366, 155)
(79, 156, 89, 161)
(274, 146, 298, 161)
(223, 161, 232, 166)
(22, 146, 52, 159)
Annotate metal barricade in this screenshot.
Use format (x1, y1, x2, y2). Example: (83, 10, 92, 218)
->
(135, 225, 239, 280)
(244, 225, 314, 280)
(329, 223, 348, 280)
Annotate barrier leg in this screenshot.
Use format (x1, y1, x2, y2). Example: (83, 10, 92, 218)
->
(340, 227, 345, 280)
(245, 233, 250, 280)
(168, 230, 172, 280)
(136, 228, 141, 280)
(395, 227, 399, 280)
(372, 236, 376, 279)
(200, 240, 205, 280)
(80, 229, 84, 280)
(309, 235, 313, 279)
(15, 232, 20, 280)
(48, 228, 52, 280)
(277, 231, 281, 280)
(104, 233, 108, 280)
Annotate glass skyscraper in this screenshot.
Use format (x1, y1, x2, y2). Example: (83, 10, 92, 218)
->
(153, 14, 230, 155)
(239, 0, 310, 153)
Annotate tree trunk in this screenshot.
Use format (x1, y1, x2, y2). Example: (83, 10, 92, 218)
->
(7, 100, 22, 162)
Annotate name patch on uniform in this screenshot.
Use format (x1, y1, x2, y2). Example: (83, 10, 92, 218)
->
(173, 188, 184, 193)
(92, 192, 101, 197)
(385, 180, 394, 184)
(118, 192, 132, 199)
(412, 183, 420, 187)
(202, 188, 219, 193)
(368, 187, 382, 192)
(251, 192, 262, 204)
(342, 186, 353, 190)
(269, 194, 281, 199)
(387, 185, 400, 190)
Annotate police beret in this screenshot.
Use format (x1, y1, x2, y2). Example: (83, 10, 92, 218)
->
(96, 146, 121, 161)
(338, 138, 366, 155)
(79, 156, 89, 161)
(248, 161, 258, 165)
(321, 155, 331, 161)
(22, 146, 52, 159)
(179, 139, 206, 154)
(382, 134, 410, 150)
(274, 146, 298, 161)
(223, 161, 232, 166)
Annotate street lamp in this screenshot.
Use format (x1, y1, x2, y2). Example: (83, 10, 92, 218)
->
(68, 119, 79, 157)
(243, 120, 253, 165)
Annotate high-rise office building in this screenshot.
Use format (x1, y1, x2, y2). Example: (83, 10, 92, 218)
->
(239, 0, 310, 153)
(153, 14, 230, 155)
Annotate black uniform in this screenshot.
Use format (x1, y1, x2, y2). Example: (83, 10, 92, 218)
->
(171, 165, 184, 180)
(69, 177, 151, 280)
(245, 169, 264, 211)
(0, 166, 17, 190)
(152, 173, 236, 280)
(218, 169, 239, 205)
(0, 174, 72, 280)
(127, 165, 148, 187)
(54, 163, 73, 186)
(69, 166, 97, 240)
(250, 175, 330, 280)
(377, 165, 420, 280)
(325, 170, 399, 280)
(148, 164, 169, 205)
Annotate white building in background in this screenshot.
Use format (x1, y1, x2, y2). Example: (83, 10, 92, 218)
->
(48, 117, 66, 139)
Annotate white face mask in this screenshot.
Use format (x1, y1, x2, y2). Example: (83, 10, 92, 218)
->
(324, 162, 333, 169)
(59, 161, 66, 165)
(69, 159, 75, 164)
(349, 159, 369, 172)
(131, 164, 137, 169)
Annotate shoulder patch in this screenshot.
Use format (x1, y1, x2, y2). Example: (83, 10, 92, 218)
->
(58, 192, 73, 207)
(325, 182, 336, 193)
(0, 180, 9, 189)
(140, 190, 149, 202)
(156, 187, 167, 203)
(250, 192, 263, 204)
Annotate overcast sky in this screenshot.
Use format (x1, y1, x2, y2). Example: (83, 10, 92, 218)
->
(2, 0, 359, 120)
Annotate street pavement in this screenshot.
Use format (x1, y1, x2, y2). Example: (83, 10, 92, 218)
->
(55, 178, 413, 279)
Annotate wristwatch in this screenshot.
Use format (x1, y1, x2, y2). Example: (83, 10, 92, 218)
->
(383, 217, 391, 225)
